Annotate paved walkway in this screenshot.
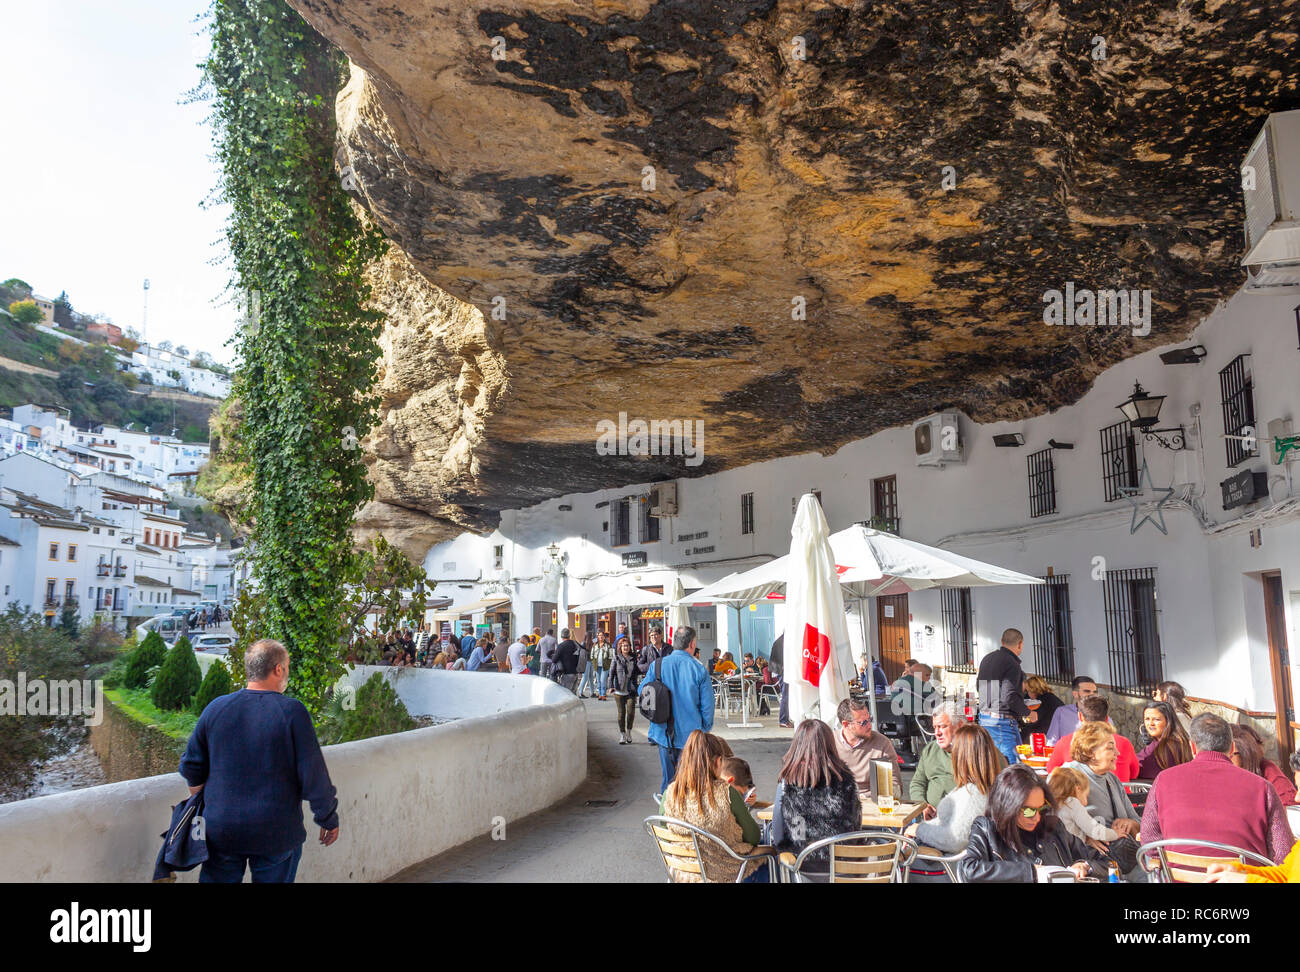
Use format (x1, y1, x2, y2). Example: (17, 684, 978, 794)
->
(390, 698, 797, 882)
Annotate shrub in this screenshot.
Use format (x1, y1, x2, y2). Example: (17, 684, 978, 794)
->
(317, 673, 415, 745)
(192, 658, 234, 716)
(124, 630, 168, 688)
(151, 636, 202, 710)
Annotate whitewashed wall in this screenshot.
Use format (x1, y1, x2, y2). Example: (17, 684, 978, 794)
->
(0, 669, 585, 882)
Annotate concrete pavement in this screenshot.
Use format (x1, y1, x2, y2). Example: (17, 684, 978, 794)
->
(390, 696, 797, 882)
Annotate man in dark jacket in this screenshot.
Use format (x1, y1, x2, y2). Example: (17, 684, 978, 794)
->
(179, 639, 339, 883)
(553, 628, 582, 692)
(976, 628, 1036, 765)
(637, 626, 669, 675)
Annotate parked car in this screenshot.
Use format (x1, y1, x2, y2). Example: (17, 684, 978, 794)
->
(191, 633, 235, 656)
(134, 613, 185, 644)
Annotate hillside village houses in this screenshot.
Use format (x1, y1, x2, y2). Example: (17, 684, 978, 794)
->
(124, 342, 232, 399)
(1, 404, 209, 492)
(0, 420, 238, 631)
(423, 283, 1300, 756)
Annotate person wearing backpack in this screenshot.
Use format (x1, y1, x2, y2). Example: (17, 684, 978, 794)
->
(640, 625, 714, 798)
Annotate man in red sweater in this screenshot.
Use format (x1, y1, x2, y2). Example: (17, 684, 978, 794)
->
(1043, 695, 1140, 781)
(1141, 713, 1294, 865)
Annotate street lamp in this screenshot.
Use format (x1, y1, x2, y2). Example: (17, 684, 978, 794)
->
(1117, 381, 1186, 450)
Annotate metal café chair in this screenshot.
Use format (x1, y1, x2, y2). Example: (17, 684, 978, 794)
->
(1123, 780, 1152, 813)
(912, 846, 967, 883)
(643, 815, 777, 883)
(1136, 838, 1274, 883)
(780, 830, 919, 884)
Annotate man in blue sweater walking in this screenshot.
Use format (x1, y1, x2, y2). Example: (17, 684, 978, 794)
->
(646, 625, 714, 798)
(180, 639, 340, 883)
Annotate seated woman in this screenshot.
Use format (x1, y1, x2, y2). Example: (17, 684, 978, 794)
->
(1020, 675, 1064, 743)
(1148, 681, 1194, 741)
(1232, 724, 1299, 806)
(1061, 722, 1142, 874)
(1135, 700, 1193, 780)
(714, 652, 739, 676)
(959, 763, 1108, 883)
(1207, 841, 1300, 883)
(771, 719, 862, 875)
(658, 730, 769, 882)
(905, 723, 1001, 853)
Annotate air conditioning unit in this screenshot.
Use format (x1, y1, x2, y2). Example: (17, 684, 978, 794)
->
(649, 481, 678, 517)
(913, 412, 964, 467)
(1241, 109, 1300, 293)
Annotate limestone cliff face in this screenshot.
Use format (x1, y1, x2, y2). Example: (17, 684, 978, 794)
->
(289, 0, 1299, 555)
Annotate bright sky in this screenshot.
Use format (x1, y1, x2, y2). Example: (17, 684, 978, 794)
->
(0, 1, 237, 365)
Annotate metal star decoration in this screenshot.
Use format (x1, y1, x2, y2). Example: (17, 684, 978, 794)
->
(1118, 459, 1174, 535)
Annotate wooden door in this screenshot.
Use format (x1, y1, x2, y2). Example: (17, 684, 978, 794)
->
(876, 594, 910, 681)
(1263, 573, 1295, 761)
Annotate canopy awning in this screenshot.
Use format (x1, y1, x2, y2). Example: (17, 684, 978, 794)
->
(683, 524, 1043, 606)
(571, 584, 667, 615)
(452, 595, 511, 615)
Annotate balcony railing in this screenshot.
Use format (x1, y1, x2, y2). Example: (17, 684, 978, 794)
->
(114, 565, 127, 577)
(44, 595, 62, 608)
(97, 563, 111, 576)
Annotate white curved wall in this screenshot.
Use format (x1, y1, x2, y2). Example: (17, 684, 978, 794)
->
(0, 668, 585, 882)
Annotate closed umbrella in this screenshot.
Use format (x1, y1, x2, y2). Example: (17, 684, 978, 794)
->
(667, 576, 689, 648)
(784, 494, 856, 727)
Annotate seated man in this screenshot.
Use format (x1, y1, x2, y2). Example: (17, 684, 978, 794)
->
(909, 702, 959, 817)
(1141, 713, 1293, 865)
(833, 697, 902, 803)
(857, 655, 891, 696)
(890, 659, 920, 692)
(890, 663, 938, 718)
(1042, 694, 1140, 781)
(1045, 675, 1099, 744)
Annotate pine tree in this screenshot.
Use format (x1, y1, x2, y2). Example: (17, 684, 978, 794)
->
(192, 658, 234, 716)
(151, 636, 202, 710)
(124, 630, 168, 688)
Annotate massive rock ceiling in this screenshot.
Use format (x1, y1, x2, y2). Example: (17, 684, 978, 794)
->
(288, 0, 1299, 557)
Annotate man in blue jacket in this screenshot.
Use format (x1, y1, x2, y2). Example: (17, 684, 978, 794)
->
(646, 625, 715, 797)
(179, 639, 339, 883)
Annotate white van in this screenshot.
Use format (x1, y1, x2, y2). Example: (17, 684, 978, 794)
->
(134, 614, 186, 644)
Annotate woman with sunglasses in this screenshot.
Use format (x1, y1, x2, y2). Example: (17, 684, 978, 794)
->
(959, 764, 1108, 883)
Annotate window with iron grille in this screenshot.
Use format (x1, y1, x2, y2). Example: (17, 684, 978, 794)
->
(1102, 566, 1163, 693)
(1219, 354, 1256, 467)
(1029, 575, 1074, 681)
(871, 476, 900, 534)
(740, 492, 754, 535)
(1099, 420, 1139, 502)
(940, 587, 975, 672)
(640, 496, 660, 543)
(610, 499, 631, 547)
(1027, 449, 1056, 517)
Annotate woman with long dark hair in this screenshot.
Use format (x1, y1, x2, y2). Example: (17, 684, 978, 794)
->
(658, 730, 768, 882)
(771, 720, 862, 873)
(1152, 681, 1193, 735)
(1232, 724, 1299, 805)
(1020, 675, 1064, 743)
(1136, 700, 1193, 780)
(959, 763, 1107, 882)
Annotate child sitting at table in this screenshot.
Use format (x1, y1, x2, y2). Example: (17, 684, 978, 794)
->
(1048, 766, 1118, 847)
(720, 756, 760, 808)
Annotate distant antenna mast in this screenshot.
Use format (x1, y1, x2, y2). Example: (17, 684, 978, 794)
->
(142, 278, 150, 345)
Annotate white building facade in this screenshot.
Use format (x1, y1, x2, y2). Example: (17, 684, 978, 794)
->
(421, 284, 1300, 752)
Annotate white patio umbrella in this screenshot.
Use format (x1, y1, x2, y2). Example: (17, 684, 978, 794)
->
(684, 522, 1043, 719)
(570, 583, 667, 615)
(784, 494, 857, 727)
(667, 576, 689, 648)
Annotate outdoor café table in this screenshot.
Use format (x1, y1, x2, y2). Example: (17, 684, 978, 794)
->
(754, 801, 925, 832)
